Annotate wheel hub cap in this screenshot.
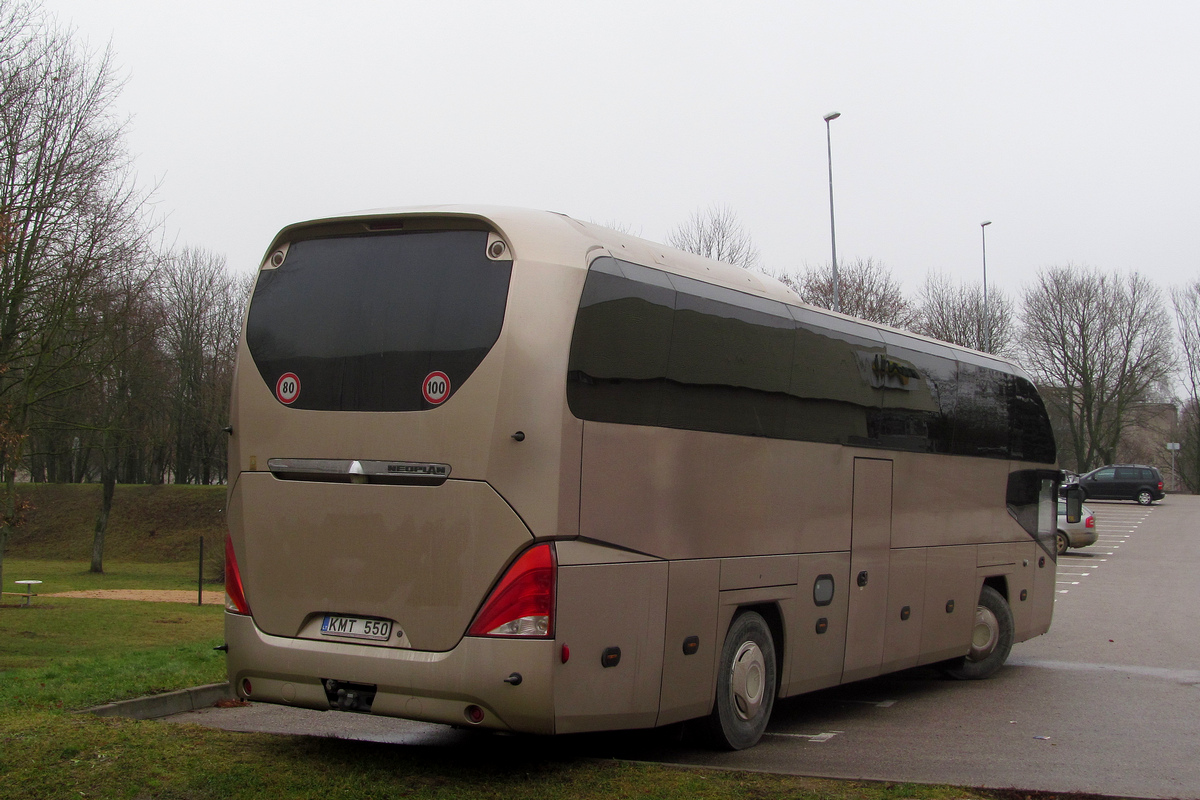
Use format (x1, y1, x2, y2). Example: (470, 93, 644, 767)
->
(968, 605, 999, 661)
(730, 641, 765, 720)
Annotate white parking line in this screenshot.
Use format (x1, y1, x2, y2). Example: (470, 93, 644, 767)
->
(764, 731, 842, 742)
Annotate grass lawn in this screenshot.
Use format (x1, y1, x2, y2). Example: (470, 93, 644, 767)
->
(4, 558, 212, 593)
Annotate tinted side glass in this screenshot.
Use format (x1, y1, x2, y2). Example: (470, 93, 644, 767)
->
(953, 364, 1010, 458)
(1115, 467, 1138, 480)
(1093, 468, 1116, 480)
(786, 307, 885, 446)
(566, 258, 675, 426)
(875, 334, 957, 454)
(1010, 376, 1057, 463)
(660, 274, 795, 437)
(566, 258, 1057, 464)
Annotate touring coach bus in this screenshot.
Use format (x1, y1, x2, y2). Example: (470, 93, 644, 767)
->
(224, 206, 1071, 749)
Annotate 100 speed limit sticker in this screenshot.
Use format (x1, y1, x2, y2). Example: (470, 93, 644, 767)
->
(423, 371, 451, 405)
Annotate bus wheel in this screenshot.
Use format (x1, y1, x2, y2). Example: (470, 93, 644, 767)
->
(941, 586, 1013, 681)
(708, 611, 776, 750)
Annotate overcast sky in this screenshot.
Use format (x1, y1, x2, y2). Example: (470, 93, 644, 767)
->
(49, 1, 1200, 300)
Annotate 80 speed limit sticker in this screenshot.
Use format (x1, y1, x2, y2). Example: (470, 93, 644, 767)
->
(422, 371, 451, 405)
(275, 372, 301, 404)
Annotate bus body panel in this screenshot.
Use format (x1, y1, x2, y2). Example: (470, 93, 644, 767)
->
(229, 473, 533, 651)
(977, 540, 1037, 639)
(656, 558, 721, 726)
(890, 451, 1020, 548)
(881, 546, 928, 674)
(552, 560, 668, 733)
(1030, 544, 1057, 637)
(918, 545, 980, 663)
(480, 257, 587, 540)
(580, 422, 854, 560)
(786, 551, 852, 697)
(842, 457, 894, 683)
(225, 612, 557, 733)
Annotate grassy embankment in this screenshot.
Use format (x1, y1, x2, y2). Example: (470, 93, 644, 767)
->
(0, 485, 1101, 799)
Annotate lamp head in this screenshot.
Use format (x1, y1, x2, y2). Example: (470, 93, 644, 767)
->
(823, 112, 841, 122)
(981, 220, 992, 227)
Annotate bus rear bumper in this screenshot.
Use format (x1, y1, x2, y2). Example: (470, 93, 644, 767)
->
(224, 611, 556, 734)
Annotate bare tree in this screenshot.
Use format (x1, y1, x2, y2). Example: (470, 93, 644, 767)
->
(782, 258, 916, 328)
(1020, 265, 1175, 472)
(1172, 279, 1200, 492)
(667, 204, 760, 270)
(0, 0, 153, 588)
(160, 247, 246, 484)
(914, 271, 1016, 355)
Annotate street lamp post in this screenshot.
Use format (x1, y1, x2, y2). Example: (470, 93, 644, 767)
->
(980, 220, 992, 352)
(824, 111, 841, 313)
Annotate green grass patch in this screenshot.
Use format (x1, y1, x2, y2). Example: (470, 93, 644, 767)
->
(0, 597, 224, 705)
(0, 713, 1011, 800)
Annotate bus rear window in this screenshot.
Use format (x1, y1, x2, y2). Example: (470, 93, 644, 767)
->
(246, 230, 512, 411)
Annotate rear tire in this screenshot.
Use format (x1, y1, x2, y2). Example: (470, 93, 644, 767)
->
(1056, 531, 1069, 556)
(707, 611, 776, 750)
(941, 586, 1013, 681)
(1137, 490, 1154, 505)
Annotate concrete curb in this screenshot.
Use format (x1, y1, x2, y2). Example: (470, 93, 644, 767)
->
(86, 682, 233, 720)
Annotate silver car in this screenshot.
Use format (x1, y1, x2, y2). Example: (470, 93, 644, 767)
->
(1056, 500, 1097, 555)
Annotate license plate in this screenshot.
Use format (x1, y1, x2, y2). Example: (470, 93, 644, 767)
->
(321, 615, 393, 641)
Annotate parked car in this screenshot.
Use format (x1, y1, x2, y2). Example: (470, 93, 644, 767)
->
(1076, 464, 1164, 505)
(1056, 500, 1096, 555)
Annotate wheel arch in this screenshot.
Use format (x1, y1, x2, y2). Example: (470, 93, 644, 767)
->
(982, 574, 1009, 602)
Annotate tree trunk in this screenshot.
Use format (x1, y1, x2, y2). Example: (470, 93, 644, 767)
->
(90, 462, 116, 574)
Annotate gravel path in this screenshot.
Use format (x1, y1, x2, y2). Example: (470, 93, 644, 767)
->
(44, 589, 224, 605)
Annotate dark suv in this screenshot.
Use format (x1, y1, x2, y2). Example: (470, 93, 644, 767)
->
(1077, 464, 1164, 505)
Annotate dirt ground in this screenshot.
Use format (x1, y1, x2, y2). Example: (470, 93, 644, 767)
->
(43, 589, 224, 605)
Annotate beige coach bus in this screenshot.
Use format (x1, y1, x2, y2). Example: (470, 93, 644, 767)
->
(225, 205, 1068, 749)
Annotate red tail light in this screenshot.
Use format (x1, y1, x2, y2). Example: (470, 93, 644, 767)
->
(1085, 515, 1095, 529)
(225, 534, 252, 615)
(1158, 481, 1164, 491)
(468, 543, 555, 637)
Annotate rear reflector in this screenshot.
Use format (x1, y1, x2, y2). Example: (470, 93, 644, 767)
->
(467, 543, 555, 638)
(225, 534, 252, 616)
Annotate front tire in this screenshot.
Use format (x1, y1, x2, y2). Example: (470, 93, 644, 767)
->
(941, 586, 1014, 680)
(708, 611, 777, 750)
(1137, 490, 1154, 505)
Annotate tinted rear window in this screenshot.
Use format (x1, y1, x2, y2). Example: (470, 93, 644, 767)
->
(246, 231, 512, 411)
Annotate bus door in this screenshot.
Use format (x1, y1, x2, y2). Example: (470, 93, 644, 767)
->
(841, 457, 893, 683)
